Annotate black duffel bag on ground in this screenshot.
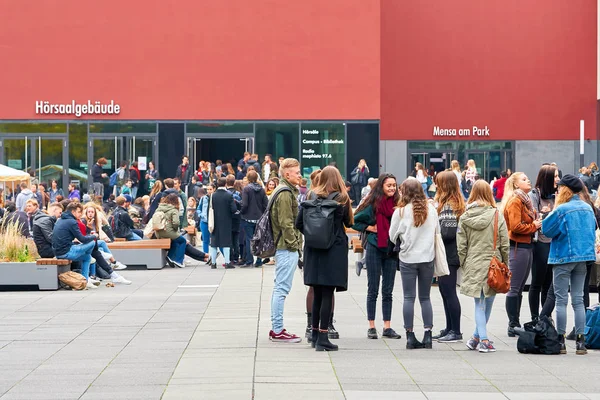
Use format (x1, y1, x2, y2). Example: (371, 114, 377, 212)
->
(514, 315, 561, 355)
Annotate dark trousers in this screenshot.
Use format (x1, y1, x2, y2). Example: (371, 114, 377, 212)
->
(438, 264, 461, 333)
(366, 243, 397, 321)
(91, 247, 113, 279)
(312, 285, 335, 330)
(185, 244, 206, 262)
(231, 231, 240, 262)
(528, 242, 553, 319)
(242, 220, 262, 265)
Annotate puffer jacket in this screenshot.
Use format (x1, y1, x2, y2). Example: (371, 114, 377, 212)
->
(154, 203, 181, 240)
(457, 203, 509, 298)
(32, 212, 56, 258)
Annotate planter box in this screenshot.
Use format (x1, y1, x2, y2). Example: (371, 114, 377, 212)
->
(0, 262, 69, 291)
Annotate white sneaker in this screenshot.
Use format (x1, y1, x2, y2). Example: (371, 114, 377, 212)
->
(86, 280, 98, 289)
(90, 257, 96, 264)
(112, 261, 128, 270)
(88, 278, 101, 286)
(173, 260, 184, 268)
(112, 275, 132, 285)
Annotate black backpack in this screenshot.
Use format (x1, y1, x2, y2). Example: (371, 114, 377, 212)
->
(515, 315, 561, 355)
(301, 192, 339, 250)
(251, 187, 292, 258)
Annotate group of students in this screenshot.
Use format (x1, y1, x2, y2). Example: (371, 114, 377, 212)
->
(265, 160, 599, 355)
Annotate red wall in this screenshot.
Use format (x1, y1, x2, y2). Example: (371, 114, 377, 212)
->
(381, 0, 597, 141)
(0, 0, 380, 120)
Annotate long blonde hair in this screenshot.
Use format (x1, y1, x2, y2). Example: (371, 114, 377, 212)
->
(468, 180, 497, 208)
(499, 172, 525, 212)
(555, 185, 574, 207)
(451, 160, 461, 172)
(398, 178, 428, 227)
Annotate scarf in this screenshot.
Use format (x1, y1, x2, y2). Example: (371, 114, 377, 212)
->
(376, 196, 396, 247)
(514, 189, 536, 219)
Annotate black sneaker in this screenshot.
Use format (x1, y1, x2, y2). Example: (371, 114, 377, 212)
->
(437, 331, 463, 343)
(210, 263, 217, 269)
(367, 328, 378, 339)
(382, 328, 402, 339)
(432, 329, 449, 340)
(223, 263, 235, 269)
(166, 257, 175, 268)
(254, 263, 263, 268)
(240, 262, 254, 268)
(262, 258, 271, 264)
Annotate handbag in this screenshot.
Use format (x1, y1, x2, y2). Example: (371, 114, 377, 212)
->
(433, 223, 450, 277)
(487, 210, 511, 293)
(208, 194, 215, 233)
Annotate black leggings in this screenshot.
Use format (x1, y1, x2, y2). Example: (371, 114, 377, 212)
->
(528, 242, 553, 319)
(438, 264, 461, 333)
(312, 285, 335, 331)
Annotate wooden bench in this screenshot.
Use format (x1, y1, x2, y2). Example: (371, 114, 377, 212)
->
(351, 237, 363, 254)
(0, 258, 71, 291)
(107, 239, 171, 270)
(184, 226, 197, 235)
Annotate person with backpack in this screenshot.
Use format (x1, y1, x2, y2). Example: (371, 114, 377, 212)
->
(240, 171, 268, 267)
(295, 166, 353, 351)
(268, 158, 303, 343)
(110, 195, 143, 240)
(353, 173, 402, 340)
(541, 175, 595, 355)
(208, 177, 237, 269)
(109, 161, 129, 196)
(431, 171, 465, 343)
(154, 193, 187, 268)
(458, 180, 510, 353)
(389, 178, 439, 349)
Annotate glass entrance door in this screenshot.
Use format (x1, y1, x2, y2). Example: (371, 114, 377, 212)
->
(187, 136, 254, 174)
(37, 137, 68, 192)
(410, 153, 428, 177)
(465, 151, 512, 182)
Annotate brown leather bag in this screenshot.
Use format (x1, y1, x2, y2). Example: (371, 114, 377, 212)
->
(58, 271, 87, 291)
(487, 210, 511, 293)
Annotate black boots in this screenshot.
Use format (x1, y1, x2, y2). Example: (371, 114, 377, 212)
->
(506, 296, 521, 337)
(558, 334, 567, 354)
(328, 314, 339, 339)
(305, 313, 312, 339)
(576, 334, 588, 355)
(307, 328, 318, 348)
(315, 331, 338, 351)
(406, 331, 424, 349)
(422, 330, 433, 349)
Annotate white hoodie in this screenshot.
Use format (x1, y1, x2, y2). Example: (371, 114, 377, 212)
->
(389, 202, 438, 264)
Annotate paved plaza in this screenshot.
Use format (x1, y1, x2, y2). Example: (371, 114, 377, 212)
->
(0, 255, 598, 400)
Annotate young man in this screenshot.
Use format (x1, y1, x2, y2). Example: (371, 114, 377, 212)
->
(238, 152, 250, 171)
(52, 202, 98, 289)
(263, 154, 279, 182)
(269, 158, 303, 343)
(15, 182, 34, 212)
(176, 155, 193, 187)
(112, 195, 144, 240)
(225, 174, 242, 264)
(25, 198, 43, 237)
(91, 157, 109, 199)
(208, 177, 237, 269)
(240, 170, 268, 267)
(33, 202, 63, 258)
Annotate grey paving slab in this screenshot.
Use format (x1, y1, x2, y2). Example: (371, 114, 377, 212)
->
(345, 392, 426, 400)
(78, 384, 166, 400)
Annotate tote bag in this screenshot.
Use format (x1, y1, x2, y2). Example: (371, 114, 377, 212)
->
(433, 223, 450, 277)
(208, 194, 215, 233)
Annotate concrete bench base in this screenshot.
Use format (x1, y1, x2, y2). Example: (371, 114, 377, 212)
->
(108, 248, 167, 270)
(0, 262, 70, 291)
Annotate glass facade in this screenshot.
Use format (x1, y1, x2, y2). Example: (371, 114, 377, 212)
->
(300, 122, 346, 179)
(255, 123, 299, 161)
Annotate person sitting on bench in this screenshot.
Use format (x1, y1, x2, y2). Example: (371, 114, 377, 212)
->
(111, 195, 144, 241)
(52, 202, 98, 290)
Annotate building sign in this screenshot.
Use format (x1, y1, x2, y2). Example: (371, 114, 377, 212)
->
(300, 127, 345, 178)
(433, 126, 490, 137)
(35, 100, 121, 118)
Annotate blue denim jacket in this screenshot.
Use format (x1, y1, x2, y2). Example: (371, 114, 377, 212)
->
(541, 195, 596, 264)
(197, 195, 209, 224)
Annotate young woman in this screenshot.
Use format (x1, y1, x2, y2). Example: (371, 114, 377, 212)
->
(265, 179, 278, 198)
(432, 171, 464, 343)
(145, 161, 159, 193)
(296, 166, 353, 351)
(82, 204, 128, 270)
(389, 178, 439, 349)
(198, 185, 214, 256)
(457, 181, 509, 353)
(129, 161, 141, 199)
(350, 159, 370, 205)
(501, 172, 540, 336)
(353, 173, 402, 340)
(541, 175, 595, 355)
(154, 193, 187, 268)
(465, 159, 478, 184)
(528, 165, 559, 321)
(414, 162, 429, 197)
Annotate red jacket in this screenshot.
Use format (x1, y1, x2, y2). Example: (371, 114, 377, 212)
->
(493, 177, 507, 200)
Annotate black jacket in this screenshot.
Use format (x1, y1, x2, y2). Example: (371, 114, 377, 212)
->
(52, 212, 95, 257)
(176, 163, 193, 185)
(209, 188, 236, 247)
(112, 206, 135, 238)
(4, 210, 30, 238)
(241, 183, 268, 221)
(91, 163, 104, 184)
(227, 187, 242, 231)
(33, 212, 56, 258)
(103, 200, 117, 215)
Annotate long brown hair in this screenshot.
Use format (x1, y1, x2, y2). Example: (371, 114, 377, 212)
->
(434, 171, 465, 218)
(467, 180, 496, 207)
(398, 178, 428, 227)
(356, 173, 400, 214)
(310, 166, 354, 224)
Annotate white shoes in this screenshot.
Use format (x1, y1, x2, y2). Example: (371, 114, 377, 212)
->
(112, 261, 128, 270)
(90, 257, 96, 265)
(111, 275, 132, 285)
(88, 277, 101, 286)
(86, 280, 99, 289)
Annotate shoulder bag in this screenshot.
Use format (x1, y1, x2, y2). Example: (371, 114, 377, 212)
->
(433, 219, 450, 277)
(208, 194, 215, 233)
(487, 210, 511, 293)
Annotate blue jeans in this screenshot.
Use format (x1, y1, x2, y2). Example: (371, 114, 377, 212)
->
(57, 241, 96, 279)
(210, 246, 230, 264)
(421, 183, 429, 198)
(97, 240, 112, 257)
(473, 291, 495, 341)
(131, 186, 138, 199)
(241, 220, 262, 265)
(553, 262, 587, 335)
(168, 235, 187, 264)
(200, 221, 210, 254)
(126, 230, 143, 241)
(271, 249, 299, 333)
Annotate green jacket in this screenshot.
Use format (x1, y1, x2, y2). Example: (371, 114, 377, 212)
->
(154, 203, 181, 240)
(352, 204, 379, 248)
(178, 190, 188, 228)
(271, 178, 302, 251)
(457, 204, 509, 298)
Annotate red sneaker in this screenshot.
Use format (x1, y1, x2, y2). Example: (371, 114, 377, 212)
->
(269, 329, 302, 343)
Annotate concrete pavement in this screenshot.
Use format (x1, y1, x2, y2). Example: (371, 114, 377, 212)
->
(0, 254, 598, 400)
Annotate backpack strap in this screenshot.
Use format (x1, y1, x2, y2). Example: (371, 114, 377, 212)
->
(326, 191, 340, 201)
